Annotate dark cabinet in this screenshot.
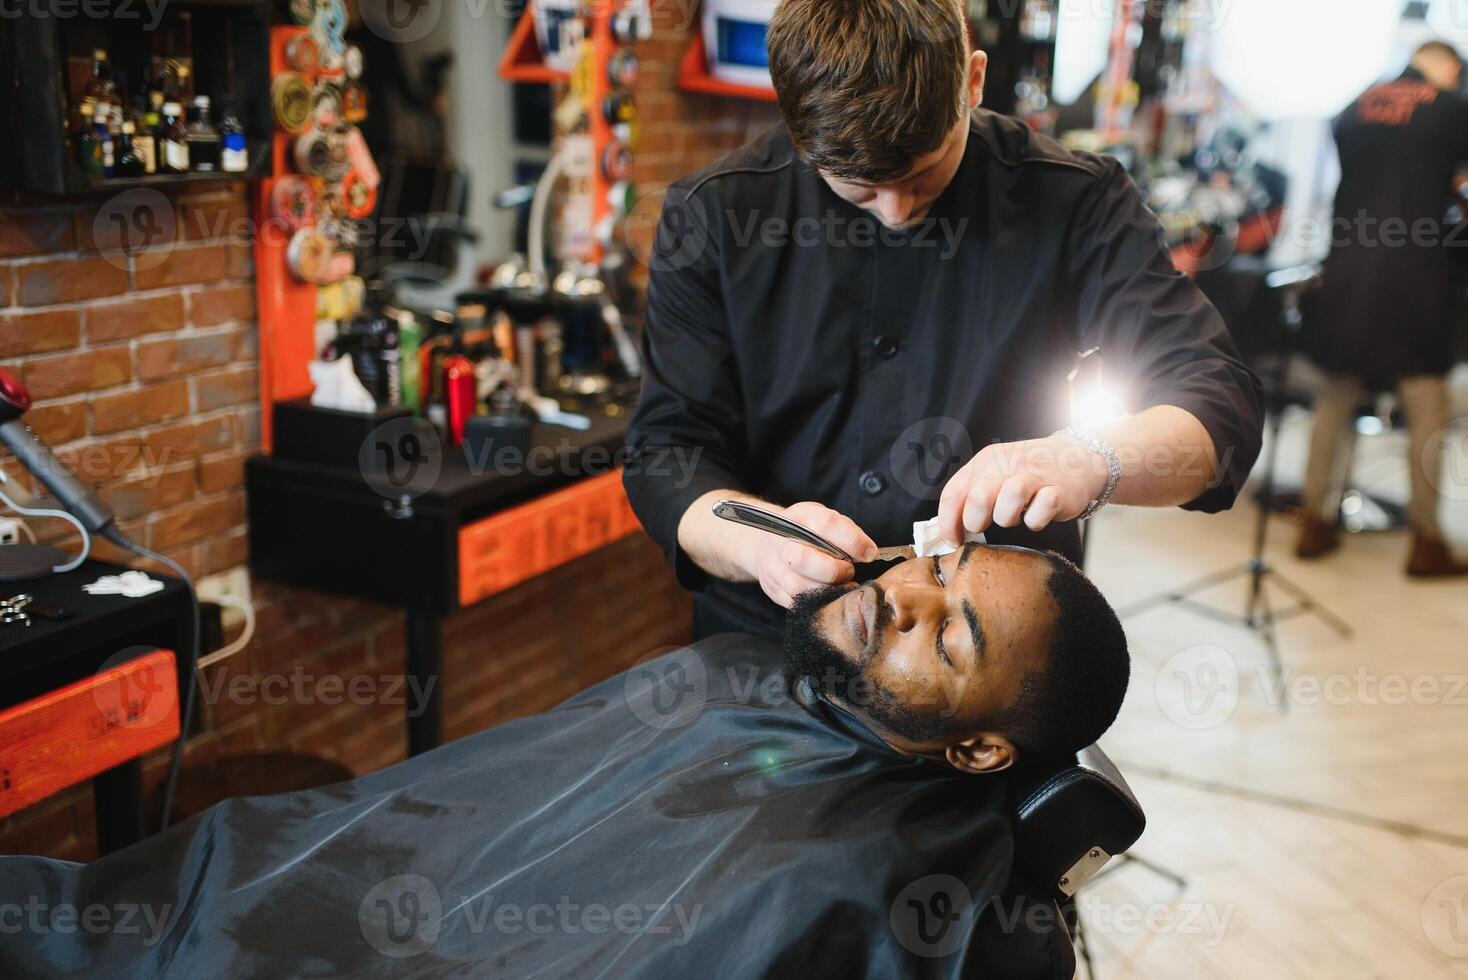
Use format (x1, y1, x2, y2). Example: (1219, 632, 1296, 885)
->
(0, 0, 273, 194)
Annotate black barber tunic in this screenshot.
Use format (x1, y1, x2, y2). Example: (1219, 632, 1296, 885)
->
(626, 109, 1264, 640)
(1314, 67, 1468, 387)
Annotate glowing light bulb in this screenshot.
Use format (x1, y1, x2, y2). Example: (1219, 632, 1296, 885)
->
(1072, 384, 1129, 428)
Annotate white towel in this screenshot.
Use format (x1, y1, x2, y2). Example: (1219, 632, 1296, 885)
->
(911, 518, 985, 558)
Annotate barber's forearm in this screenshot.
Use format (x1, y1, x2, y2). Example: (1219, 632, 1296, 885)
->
(1088, 404, 1219, 507)
(676, 489, 764, 583)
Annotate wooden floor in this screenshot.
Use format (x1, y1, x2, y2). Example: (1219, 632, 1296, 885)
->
(1079, 405, 1468, 979)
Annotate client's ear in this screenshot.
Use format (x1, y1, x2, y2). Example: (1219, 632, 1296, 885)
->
(945, 733, 1017, 775)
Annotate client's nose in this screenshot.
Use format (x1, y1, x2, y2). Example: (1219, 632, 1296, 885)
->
(884, 582, 941, 633)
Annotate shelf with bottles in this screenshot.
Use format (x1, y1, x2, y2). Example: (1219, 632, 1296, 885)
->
(0, 0, 274, 195)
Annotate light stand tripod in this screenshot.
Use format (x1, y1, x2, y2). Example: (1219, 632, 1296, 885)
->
(1116, 264, 1351, 711)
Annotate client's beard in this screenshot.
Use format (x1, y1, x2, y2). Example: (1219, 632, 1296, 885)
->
(782, 583, 872, 698)
(782, 584, 949, 743)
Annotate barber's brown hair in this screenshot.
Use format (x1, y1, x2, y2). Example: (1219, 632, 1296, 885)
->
(767, 0, 971, 183)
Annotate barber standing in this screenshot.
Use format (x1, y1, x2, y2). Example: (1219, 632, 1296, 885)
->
(1298, 40, 1468, 576)
(625, 0, 1264, 639)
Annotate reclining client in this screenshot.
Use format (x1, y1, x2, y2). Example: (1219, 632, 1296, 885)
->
(0, 545, 1127, 979)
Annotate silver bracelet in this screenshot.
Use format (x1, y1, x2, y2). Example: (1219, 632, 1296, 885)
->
(1058, 427, 1121, 521)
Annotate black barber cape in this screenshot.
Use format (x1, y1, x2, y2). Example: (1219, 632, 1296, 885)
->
(1314, 67, 1468, 387)
(0, 636, 1068, 979)
(626, 109, 1263, 640)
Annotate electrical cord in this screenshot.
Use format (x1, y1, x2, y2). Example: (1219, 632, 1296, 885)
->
(103, 529, 201, 834)
(0, 484, 90, 572)
(196, 593, 256, 671)
(1, 514, 36, 542)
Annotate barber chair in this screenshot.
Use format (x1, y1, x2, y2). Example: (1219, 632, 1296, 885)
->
(367, 156, 480, 316)
(1012, 744, 1153, 979)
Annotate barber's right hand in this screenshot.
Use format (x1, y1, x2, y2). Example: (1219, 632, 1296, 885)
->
(746, 501, 878, 609)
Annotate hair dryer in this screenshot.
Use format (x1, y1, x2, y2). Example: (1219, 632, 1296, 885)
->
(0, 368, 131, 548)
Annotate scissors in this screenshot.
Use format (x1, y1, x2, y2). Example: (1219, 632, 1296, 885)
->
(711, 500, 914, 562)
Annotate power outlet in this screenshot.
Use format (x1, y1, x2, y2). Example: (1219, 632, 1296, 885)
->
(197, 567, 252, 630)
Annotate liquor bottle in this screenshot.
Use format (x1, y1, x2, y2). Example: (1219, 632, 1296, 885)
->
(82, 50, 119, 121)
(132, 99, 157, 174)
(219, 98, 249, 173)
(115, 121, 145, 178)
(93, 106, 115, 178)
(76, 98, 103, 175)
(161, 102, 189, 173)
(185, 95, 221, 172)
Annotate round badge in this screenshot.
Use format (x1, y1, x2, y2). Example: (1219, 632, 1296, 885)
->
(313, 85, 342, 129)
(601, 142, 634, 182)
(344, 44, 364, 80)
(269, 175, 317, 233)
(324, 250, 356, 284)
(324, 126, 352, 180)
(341, 82, 368, 123)
(287, 228, 334, 284)
(286, 34, 320, 74)
(271, 73, 313, 134)
(341, 170, 378, 219)
(608, 49, 639, 88)
(314, 0, 347, 57)
(603, 91, 636, 126)
(292, 129, 333, 177)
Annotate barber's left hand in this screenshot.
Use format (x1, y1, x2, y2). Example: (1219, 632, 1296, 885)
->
(935, 434, 1108, 545)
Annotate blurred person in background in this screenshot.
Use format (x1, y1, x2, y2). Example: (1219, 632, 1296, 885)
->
(1299, 40, 1468, 577)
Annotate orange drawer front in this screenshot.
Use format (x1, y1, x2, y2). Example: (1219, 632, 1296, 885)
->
(459, 470, 643, 607)
(0, 649, 180, 819)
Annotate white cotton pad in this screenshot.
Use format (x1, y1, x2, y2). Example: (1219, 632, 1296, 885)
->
(912, 518, 985, 558)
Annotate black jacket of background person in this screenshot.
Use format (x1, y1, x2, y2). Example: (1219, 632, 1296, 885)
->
(626, 109, 1264, 640)
(1314, 67, 1468, 387)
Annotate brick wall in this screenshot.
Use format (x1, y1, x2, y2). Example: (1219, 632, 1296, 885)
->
(0, 11, 764, 860)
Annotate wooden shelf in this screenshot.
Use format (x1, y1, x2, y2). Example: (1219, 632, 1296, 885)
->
(62, 140, 273, 194)
(677, 32, 777, 103)
(499, 7, 570, 85)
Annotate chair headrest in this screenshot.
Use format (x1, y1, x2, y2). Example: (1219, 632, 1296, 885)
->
(1008, 744, 1146, 901)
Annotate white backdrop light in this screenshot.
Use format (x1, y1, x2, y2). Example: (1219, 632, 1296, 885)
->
(1428, 0, 1468, 45)
(1053, 0, 1117, 105)
(1206, 0, 1403, 119)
